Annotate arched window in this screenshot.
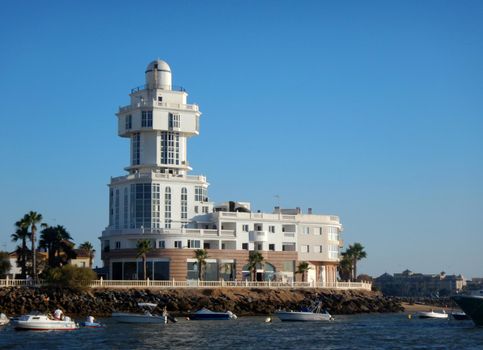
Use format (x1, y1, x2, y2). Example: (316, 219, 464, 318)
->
(165, 187, 171, 228)
(181, 187, 188, 222)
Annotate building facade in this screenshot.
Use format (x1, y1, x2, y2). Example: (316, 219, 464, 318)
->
(374, 270, 466, 297)
(100, 60, 343, 283)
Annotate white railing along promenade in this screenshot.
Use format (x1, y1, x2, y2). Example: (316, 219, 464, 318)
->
(0, 277, 371, 291)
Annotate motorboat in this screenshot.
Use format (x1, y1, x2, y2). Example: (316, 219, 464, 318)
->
(274, 302, 333, 322)
(14, 313, 78, 331)
(451, 311, 470, 321)
(80, 316, 104, 328)
(417, 310, 448, 319)
(452, 292, 483, 327)
(188, 308, 237, 320)
(0, 313, 9, 326)
(79, 321, 104, 328)
(112, 303, 167, 324)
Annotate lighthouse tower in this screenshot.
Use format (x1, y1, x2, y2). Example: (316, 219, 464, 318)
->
(104, 60, 212, 234)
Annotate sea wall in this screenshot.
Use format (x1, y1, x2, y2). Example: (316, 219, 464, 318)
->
(0, 287, 403, 317)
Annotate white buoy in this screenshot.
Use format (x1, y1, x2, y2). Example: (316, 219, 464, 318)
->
(265, 317, 272, 323)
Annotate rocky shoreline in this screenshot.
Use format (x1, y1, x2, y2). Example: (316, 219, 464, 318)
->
(0, 287, 403, 317)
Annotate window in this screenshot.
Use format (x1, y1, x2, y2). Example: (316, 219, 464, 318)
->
(130, 183, 152, 229)
(328, 244, 339, 259)
(242, 243, 249, 250)
(303, 227, 310, 235)
(152, 184, 160, 229)
(242, 224, 249, 232)
(141, 110, 152, 127)
(115, 241, 121, 249)
(132, 133, 140, 165)
(194, 206, 199, 214)
(158, 240, 165, 249)
(181, 187, 188, 220)
(202, 206, 209, 213)
(257, 243, 263, 250)
(269, 244, 275, 251)
(269, 225, 275, 233)
(125, 115, 132, 129)
(157, 96, 163, 102)
(168, 113, 180, 128)
(123, 188, 128, 229)
(313, 245, 322, 253)
(114, 189, 120, 229)
(103, 240, 110, 252)
(194, 186, 207, 202)
(187, 240, 201, 248)
(282, 243, 296, 251)
(174, 241, 182, 249)
(165, 187, 171, 228)
(315, 227, 322, 235)
(301, 245, 309, 253)
(160, 131, 179, 165)
(109, 189, 114, 226)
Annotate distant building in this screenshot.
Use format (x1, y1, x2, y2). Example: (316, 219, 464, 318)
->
(69, 249, 91, 268)
(374, 270, 466, 297)
(466, 278, 483, 291)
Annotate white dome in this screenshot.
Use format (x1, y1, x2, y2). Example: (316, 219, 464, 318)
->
(145, 60, 171, 73)
(145, 59, 172, 90)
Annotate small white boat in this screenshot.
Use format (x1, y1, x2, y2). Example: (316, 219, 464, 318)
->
(112, 303, 167, 324)
(275, 302, 333, 322)
(14, 313, 78, 331)
(417, 310, 448, 319)
(0, 313, 10, 326)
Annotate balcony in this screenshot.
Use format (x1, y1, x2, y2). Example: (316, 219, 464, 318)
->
(118, 99, 199, 113)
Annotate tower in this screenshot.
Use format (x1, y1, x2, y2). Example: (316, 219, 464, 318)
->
(105, 60, 211, 233)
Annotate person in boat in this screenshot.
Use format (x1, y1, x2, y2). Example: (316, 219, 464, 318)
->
(86, 315, 95, 324)
(53, 307, 64, 320)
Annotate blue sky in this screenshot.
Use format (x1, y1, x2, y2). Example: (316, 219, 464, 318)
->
(0, 1, 482, 278)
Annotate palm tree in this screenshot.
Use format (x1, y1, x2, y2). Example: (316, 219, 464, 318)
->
(11, 218, 31, 278)
(345, 243, 367, 281)
(194, 249, 208, 280)
(39, 225, 76, 268)
(337, 253, 353, 281)
(247, 251, 264, 281)
(296, 261, 311, 282)
(136, 239, 152, 280)
(78, 241, 96, 268)
(23, 211, 43, 282)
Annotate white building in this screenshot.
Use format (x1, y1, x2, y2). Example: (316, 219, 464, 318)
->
(100, 60, 343, 284)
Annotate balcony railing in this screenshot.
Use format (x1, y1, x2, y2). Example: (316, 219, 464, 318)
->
(130, 84, 186, 93)
(119, 99, 199, 113)
(0, 277, 372, 291)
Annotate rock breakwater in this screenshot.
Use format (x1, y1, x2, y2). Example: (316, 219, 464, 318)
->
(0, 287, 402, 317)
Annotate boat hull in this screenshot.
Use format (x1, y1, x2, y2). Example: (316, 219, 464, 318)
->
(111, 313, 167, 324)
(274, 311, 332, 322)
(452, 295, 483, 327)
(14, 320, 77, 331)
(417, 312, 448, 319)
(189, 314, 231, 320)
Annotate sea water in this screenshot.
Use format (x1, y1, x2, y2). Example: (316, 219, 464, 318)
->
(1, 313, 482, 350)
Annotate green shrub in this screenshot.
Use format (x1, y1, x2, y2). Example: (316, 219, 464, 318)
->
(43, 265, 96, 290)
